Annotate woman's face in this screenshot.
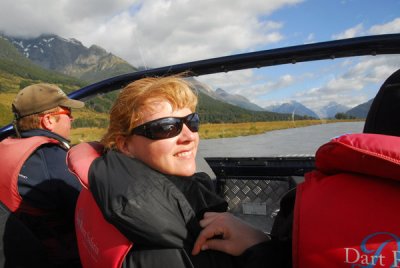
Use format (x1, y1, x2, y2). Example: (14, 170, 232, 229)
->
(121, 100, 199, 177)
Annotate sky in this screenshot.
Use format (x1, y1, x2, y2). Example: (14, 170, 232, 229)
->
(1, 0, 400, 112)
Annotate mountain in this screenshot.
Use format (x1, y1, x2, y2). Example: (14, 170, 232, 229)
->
(2, 33, 341, 116)
(2, 33, 376, 122)
(9, 35, 270, 114)
(345, 98, 373, 119)
(265, 101, 319, 119)
(197, 91, 306, 123)
(1, 32, 336, 126)
(0, 36, 86, 90)
(186, 77, 217, 96)
(4, 33, 267, 113)
(3, 34, 137, 83)
(0, 36, 89, 126)
(0, 35, 303, 126)
(214, 88, 265, 111)
(185, 77, 265, 111)
(319, 101, 350, 118)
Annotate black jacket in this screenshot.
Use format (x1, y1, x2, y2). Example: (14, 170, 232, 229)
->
(89, 150, 238, 268)
(16, 129, 82, 267)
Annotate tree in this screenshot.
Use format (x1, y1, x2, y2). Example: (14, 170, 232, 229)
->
(335, 112, 356, 120)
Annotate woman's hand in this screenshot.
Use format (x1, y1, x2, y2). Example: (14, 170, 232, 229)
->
(192, 212, 270, 256)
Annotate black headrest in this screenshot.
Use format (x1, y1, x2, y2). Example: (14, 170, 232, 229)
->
(363, 69, 400, 136)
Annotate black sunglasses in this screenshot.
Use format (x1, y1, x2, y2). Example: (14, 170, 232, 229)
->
(130, 113, 200, 140)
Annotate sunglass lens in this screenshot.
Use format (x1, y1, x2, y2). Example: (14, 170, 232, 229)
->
(150, 119, 181, 139)
(185, 113, 200, 132)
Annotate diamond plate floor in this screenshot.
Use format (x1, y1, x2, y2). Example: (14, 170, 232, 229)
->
(219, 177, 294, 232)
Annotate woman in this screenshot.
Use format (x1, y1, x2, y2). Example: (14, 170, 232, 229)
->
(89, 76, 237, 267)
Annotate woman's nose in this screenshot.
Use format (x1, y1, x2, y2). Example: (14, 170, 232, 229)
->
(178, 124, 197, 141)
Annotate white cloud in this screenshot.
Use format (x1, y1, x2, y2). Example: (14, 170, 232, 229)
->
(291, 55, 400, 110)
(197, 70, 256, 96)
(332, 17, 400, 40)
(197, 53, 400, 111)
(0, 0, 134, 38)
(332, 23, 364, 40)
(305, 33, 315, 44)
(81, 0, 302, 67)
(368, 18, 400, 35)
(0, 0, 303, 67)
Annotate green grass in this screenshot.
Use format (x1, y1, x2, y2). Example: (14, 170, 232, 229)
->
(0, 93, 17, 125)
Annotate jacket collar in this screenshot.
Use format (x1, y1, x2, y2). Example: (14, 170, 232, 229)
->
(20, 129, 71, 149)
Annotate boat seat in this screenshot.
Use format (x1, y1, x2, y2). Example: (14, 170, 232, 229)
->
(363, 68, 400, 136)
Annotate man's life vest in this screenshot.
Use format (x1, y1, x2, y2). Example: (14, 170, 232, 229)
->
(67, 142, 133, 268)
(0, 136, 58, 214)
(293, 133, 400, 268)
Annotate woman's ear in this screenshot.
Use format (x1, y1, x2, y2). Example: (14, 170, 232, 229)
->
(115, 135, 135, 157)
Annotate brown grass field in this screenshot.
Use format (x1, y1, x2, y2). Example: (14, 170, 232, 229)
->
(70, 127, 107, 144)
(0, 93, 17, 126)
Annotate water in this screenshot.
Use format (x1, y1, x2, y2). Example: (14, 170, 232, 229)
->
(199, 122, 364, 157)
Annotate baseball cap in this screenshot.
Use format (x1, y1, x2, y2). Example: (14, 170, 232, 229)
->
(12, 83, 84, 118)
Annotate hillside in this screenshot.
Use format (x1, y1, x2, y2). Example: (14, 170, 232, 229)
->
(214, 88, 265, 111)
(346, 98, 373, 119)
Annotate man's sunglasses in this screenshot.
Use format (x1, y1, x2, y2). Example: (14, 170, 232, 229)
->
(130, 113, 200, 140)
(41, 108, 72, 119)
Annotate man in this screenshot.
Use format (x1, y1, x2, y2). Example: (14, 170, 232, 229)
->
(0, 83, 84, 267)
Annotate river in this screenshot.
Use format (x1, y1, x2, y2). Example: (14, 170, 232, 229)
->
(199, 122, 365, 157)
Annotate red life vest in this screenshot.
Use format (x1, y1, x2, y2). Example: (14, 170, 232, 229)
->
(0, 136, 58, 214)
(67, 142, 133, 268)
(293, 133, 400, 268)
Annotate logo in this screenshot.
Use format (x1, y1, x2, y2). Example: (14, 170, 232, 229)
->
(76, 208, 99, 262)
(56, 87, 67, 97)
(18, 173, 28, 180)
(344, 232, 400, 267)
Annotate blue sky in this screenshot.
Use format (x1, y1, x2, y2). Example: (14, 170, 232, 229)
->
(0, 0, 399, 113)
(268, 1, 399, 45)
